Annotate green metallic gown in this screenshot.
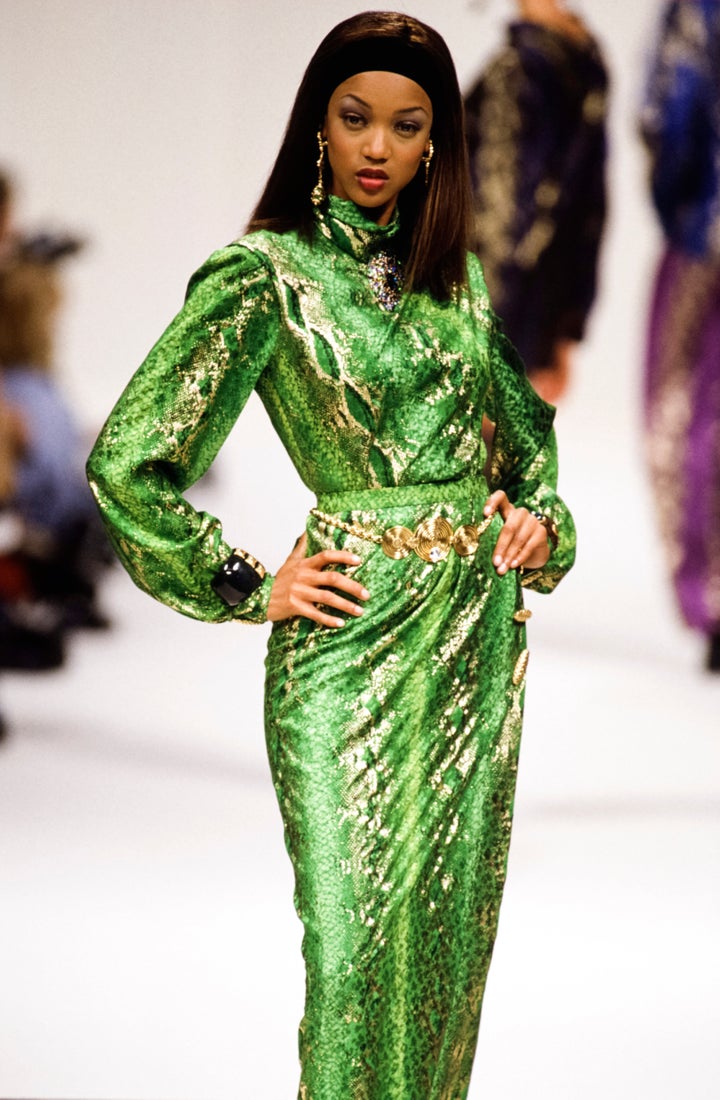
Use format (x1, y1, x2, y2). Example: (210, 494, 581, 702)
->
(87, 195, 575, 1099)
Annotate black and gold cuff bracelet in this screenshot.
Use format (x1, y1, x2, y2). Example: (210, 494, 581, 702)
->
(211, 549, 267, 607)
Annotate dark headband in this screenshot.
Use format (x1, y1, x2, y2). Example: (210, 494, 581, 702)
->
(322, 38, 439, 106)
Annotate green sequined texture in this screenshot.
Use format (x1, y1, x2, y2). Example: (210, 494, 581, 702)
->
(87, 196, 576, 1099)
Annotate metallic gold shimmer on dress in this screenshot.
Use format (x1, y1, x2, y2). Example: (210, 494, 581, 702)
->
(512, 647, 530, 686)
(87, 195, 576, 1099)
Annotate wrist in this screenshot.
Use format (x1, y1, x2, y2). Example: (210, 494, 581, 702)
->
(530, 511, 559, 553)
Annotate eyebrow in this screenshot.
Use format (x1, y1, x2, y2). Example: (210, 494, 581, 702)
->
(338, 93, 429, 116)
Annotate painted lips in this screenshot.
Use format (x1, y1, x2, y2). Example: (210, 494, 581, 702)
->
(356, 171, 388, 193)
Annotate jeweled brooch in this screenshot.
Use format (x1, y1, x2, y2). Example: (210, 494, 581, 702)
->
(367, 251, 403, 311)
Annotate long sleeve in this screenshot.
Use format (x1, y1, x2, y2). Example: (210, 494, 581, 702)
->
(86, 244, 281, 623)
(485, 315, 577, 595)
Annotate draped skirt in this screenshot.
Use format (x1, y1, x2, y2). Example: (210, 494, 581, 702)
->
(264, 478, 530, 1099)
(644, 246, 720, 635)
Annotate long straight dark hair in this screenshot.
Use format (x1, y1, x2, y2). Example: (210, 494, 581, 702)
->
(246, 12, 472, 300)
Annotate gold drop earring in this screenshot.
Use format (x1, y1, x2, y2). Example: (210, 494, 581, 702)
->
(422, 139, 434, 186)
(311, 131, 328, 207)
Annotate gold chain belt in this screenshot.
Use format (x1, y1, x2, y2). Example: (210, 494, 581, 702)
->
(310, 508, 494, 563)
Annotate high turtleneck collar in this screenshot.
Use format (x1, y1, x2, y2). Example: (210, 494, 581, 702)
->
(314, 195, 401, 262)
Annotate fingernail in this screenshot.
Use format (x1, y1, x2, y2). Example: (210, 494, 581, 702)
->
(360, 588, 370, 600)
(497, 563, 507, 575)
(334, 618, 345, 628)
(350, 555, 361, 564)
(510, 558, 519, 568)
(493, 554, 502, 566)
(354, 606, 364, 616)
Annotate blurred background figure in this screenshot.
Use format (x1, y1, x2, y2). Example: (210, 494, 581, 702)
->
(464, 0, 609, 403)
(0, 169, 111, 690)
(640, 0, 720, 673)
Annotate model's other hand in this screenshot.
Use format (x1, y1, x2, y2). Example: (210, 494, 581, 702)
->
(484, 491, 550, 576)
(528, 339, 575, 404)
(267, 532, 370, 627)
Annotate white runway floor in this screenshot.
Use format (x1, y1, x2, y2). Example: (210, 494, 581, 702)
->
(1, 383, 719, 1100)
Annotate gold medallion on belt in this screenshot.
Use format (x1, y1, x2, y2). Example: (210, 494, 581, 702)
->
(311, 509, 492, 563)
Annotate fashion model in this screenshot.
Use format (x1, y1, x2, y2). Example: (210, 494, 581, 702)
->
(87, 12, 576, 1097)
(641, 0, 720, 673)
(464, 0, 609, 404)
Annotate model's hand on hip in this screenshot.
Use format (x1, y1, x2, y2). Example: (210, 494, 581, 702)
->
(484, 491, 550, 576)
(267, 532, 370, 627)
